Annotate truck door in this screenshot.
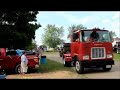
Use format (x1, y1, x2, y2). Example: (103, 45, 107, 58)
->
(4, 51, 18, 69)
(72, 32, 80, 55)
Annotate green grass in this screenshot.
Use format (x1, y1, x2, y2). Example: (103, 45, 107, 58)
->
(42, 51, 58, 55)
(37, 59, 74, 73)
(36, 52, 119, 74)
(113, 53, 120, 62)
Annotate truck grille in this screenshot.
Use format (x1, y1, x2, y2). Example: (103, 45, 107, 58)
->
(91, 47, 105, 59)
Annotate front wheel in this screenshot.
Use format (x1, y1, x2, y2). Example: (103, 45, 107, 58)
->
(102, 65, 112, 71)
(75, 60, 84, 74)
(15, 64, 21, 74)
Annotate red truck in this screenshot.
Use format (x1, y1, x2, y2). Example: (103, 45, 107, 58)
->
(62, 28, 115, 74)
(0, 48, 39, 74)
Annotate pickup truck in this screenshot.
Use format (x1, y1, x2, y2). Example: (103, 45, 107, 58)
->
(0, 48, 39, 74)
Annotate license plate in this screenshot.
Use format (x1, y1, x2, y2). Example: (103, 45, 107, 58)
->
(106, 65, 111, 68)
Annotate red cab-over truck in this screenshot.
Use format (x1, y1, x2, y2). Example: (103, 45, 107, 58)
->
(62, 28, 115, 74)
(0, 48, 39, 74)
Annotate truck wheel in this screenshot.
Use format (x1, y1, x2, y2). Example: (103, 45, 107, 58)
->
(15, 64, 21, 74)
(117, 49, 118, 53)
(117, 49, 120, 54)
(75, 60, 84, 74)
(62, 58, 71, 67)
(102, 65, 112, 71)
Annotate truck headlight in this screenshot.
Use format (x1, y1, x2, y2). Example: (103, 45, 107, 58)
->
(107, 54, 112, 58)
(83, 55, 89, 60)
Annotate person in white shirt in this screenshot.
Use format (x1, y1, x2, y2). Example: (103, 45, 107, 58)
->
(21, 51, 28, 74)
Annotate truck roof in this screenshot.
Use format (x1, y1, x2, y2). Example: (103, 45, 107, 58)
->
(73, 29, 109, 33)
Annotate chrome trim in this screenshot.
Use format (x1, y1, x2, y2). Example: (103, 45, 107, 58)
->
(91, 47, 106, 59)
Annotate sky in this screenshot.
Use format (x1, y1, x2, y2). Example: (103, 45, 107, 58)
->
(35, 11, 120, 46)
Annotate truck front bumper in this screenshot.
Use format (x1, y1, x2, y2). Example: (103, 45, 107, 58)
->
(81, 59, 114, 68)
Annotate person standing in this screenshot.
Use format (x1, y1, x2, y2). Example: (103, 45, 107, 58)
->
(21, 51, 28, 74)
(38, 47, 42, 65)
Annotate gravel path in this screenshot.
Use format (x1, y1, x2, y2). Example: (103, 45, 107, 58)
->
(45, 52, 120, 79)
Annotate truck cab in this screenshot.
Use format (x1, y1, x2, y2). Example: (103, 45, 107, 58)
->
(63, 28, 115, 74)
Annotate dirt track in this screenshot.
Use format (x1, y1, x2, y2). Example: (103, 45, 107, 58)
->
(6, 71, 88, 79)
(45, 52, 120, 79)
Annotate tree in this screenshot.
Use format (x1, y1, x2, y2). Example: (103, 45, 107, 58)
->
(110, 31, 117, 38)
(26, 39, 37, 50)
(0, 11, 41, 49)
(67, 24, 87, 42)
(42, 24, 64, 49)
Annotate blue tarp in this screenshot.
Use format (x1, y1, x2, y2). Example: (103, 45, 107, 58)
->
(16, 49, 25, 56)
(0, 75, 6, 79)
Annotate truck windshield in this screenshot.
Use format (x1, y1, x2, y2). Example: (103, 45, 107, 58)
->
(81, 30, 112, 42)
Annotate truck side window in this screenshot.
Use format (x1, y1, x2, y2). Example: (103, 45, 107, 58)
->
(73, 33, 79, 42)
(6, 51, 17, 56)
(73, 33, 76, 40)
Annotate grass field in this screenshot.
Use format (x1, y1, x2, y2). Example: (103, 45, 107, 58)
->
(37, 59, 74, 73)
(113, 53, 120, 62)
(42, 51, 58, 55)
(36, 52, 119, 73)
(44, 51, 120, 61)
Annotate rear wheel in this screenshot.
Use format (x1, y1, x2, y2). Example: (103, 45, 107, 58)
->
(102, 65, 112, 71)
(15, 64, 21, 74)
(62, 58, 71, 67)
(75, 60, 84, 74)
(117, 49, 120, 54)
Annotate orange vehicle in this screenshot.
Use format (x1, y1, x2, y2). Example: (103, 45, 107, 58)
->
(0, 48, 39, 74)
(62, 28, 115, 73)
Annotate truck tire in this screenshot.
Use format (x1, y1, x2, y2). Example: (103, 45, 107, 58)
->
(117, 49, 118, 53)
(102, 65, 112, 71)
(62, 58, 71, 67)
(117, 49, 120, 54)
(75, 60, 84, 74)
(15, 64, 21, 74)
